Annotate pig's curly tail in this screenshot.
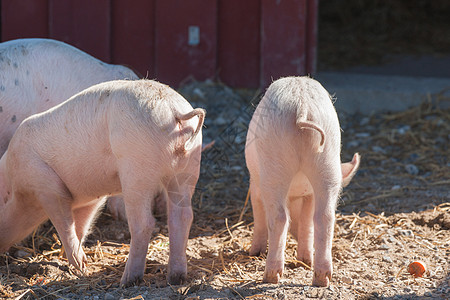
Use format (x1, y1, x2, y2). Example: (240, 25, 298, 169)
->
(296, 121, 325, 153)
(177, 108, 206, 151)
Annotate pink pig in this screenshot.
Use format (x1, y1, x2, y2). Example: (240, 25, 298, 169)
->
(0, 38, 138, 155)
(0, 38, 138, 220)
(0, 80, 205, 286)
(245, 76, 360, 287)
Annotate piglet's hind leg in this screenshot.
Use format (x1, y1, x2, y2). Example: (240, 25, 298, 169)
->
(311, 184, 340, 287)
(261, 179, 290, 283)
(249, 177, 268, 256)
(73, 199, 107, 245)
(295, 195, 314, 267)
(120, 181, 158, 287)
(166, 192, 193, 285)
(39, 192, 87, 271)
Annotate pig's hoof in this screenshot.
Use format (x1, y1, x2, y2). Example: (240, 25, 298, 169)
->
(297, 256, 312, 268)
(312, 270, 331, 287)
(120, 274, 143, 287)
(263, 269, 282, 283)
(168, 272, 187, 285)
(249, 244, 266, 256)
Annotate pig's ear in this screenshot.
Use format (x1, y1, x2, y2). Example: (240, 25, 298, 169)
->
(341, 153, 360, 187)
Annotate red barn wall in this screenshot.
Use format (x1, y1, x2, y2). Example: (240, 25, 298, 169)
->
(0, 0, 317, 89)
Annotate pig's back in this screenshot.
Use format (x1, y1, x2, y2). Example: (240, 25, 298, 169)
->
(256, 77, 340, 147)
(0, 38, 138, 113)
(10, 80, 183, 200)
(262, 77, 337, 127)
(247, 77, 341, 173)
(0, 39, 138, 155)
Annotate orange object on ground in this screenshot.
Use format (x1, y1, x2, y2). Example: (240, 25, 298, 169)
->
(407, 261, 427, 277)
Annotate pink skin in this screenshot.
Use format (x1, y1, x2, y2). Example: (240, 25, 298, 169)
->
(0, 80, 205, 287)
(107, 141, 217, 221)
(245, 77, 360, 287)
(0, 38, 138, 220)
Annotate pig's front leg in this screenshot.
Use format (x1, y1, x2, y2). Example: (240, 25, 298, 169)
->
(261, 181, 290, 283)
(165, 179, 194, 285)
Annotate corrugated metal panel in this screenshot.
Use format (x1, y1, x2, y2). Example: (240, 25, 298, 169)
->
(111, 0, 156, 78)
(305, 0, 318, 75)
(155, 0, 218, 87)
(217, 0, 260, 88)
(1, 0, 49, 40)
(261, 0, 307, 87)
(49, 0, 111, 62)
(0, 0, 318, 88)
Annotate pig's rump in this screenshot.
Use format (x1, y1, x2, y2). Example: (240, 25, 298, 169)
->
(1, 79, 204, 286)
(9, 80, 195, 203)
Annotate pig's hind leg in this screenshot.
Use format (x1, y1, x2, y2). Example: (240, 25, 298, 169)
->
(309, 172, 341, 287)
(27, 162, 88, 272)
(248, 175, 268, 256)
(294, 195, 314, 267)
(119, 175, 158, 286)
(39, 194, 88, 272)
(259, 173, 291, 283)
(72, 199, 107, 244)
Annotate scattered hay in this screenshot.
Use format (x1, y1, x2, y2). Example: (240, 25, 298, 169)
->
(0, 82, 449, 299)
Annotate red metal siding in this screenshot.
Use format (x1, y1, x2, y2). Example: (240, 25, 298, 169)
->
(0, 0, 317, 89)
(1, 0, 48, 40)
(111, 0, 156, 78)
(155, 0, 217, 87)
(305, 0, 318, 75)
(49, 0, 111, 62)
(261, 0, 307, 87)
(217, 0, 260, 88)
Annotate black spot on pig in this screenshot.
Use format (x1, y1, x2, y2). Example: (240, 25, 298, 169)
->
(99, 89, 111, 103)
(0, 86, 5, 91)
(11, 115, 16, 123)
(0, 106, 2, 112)
(21, 46, 29, 56)
(14, 79, 19, 86)
(13, 62, 18, 68)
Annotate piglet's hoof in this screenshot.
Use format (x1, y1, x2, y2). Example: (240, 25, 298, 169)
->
(120, 274, 143, 288)
(263, 269, 282, 283)
(249, 242, 267, 256)
(168, 272, 187, 285)
(312, 270, 331, 287)
(297, 257, 312, 269)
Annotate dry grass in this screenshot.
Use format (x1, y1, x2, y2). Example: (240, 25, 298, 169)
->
(0, 85, 449, 299)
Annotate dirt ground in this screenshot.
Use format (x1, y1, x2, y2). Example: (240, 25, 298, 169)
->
(1, 2, 450, 299)
(0, 79, 448, 299)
